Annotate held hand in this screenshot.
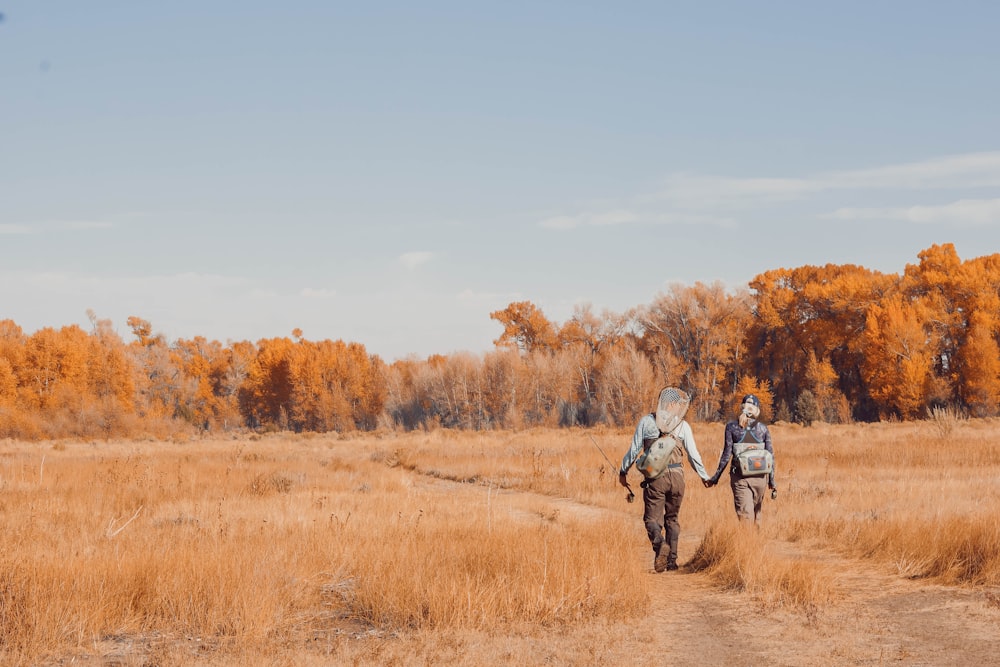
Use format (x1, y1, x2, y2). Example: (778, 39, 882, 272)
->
(770, 487, 778, 500)
(703, 478, 716, 488)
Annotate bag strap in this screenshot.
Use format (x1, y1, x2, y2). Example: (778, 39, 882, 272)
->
(646, 414, 684, 451)
(738, 425, 762, 445)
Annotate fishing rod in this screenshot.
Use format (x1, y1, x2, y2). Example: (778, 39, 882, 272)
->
(589, 434, 634, 503)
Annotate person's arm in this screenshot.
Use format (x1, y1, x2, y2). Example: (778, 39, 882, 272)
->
(708, 423, 736, 484)
(619, 415, 655, 485)
(678, 422, 709, 481)
(762, 424, 775, 489)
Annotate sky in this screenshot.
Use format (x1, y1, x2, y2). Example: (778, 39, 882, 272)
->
(2, 2, 999, 362)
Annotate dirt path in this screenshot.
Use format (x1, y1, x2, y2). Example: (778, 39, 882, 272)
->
(426, 475, 1000, 667)
(619, 520, 1000, 667)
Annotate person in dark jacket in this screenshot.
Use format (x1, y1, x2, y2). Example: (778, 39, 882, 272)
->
(704, 394, 776, 526)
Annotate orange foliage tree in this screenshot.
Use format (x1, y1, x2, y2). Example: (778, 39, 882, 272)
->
(749, 263, 894, 422)
(957, 311, 1000, 417)
(240, 335, 386, 432)
(4, 244, 1000, 439)
(900, 244, 1000, 417)
(861, 295, 939, 419)
(490, 301, 559, 354)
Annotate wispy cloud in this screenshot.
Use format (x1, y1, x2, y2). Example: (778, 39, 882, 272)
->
(400, 251, 433, 269)
(63, 220, 114, 230)
(540, 151, 1000, 231)
(825, 198, 1000, 227)
(300, 287, 337, 298)
(0, 224, 32, 234)
(539, 211, 638, 229)
(0, 220, 114, 234)
(824, 152, 1000, 190)
(540, 209, 736, 230)
(658, 175, 818, 209)
(456, 288, 522, 303)
(658, 152, 1000, 210)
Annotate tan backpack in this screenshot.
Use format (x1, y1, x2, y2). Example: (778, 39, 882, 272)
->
(733, 428, 773, 476)
(635, 424, 683, 480)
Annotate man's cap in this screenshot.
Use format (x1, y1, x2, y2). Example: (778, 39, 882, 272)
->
(742, 394, 760, 408)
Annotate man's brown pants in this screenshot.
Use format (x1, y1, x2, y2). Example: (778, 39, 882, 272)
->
(642, 468, 685, 566)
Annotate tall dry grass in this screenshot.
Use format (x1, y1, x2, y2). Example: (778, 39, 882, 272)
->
(774, 418, 1000, 586)
(0, 432, 645, 665)
(685, 522, 835, 611)
(1, 417, 998, 664)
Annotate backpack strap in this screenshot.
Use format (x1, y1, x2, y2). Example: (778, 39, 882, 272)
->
(641, 413, 658, 451)
(738, 425, 762, 445)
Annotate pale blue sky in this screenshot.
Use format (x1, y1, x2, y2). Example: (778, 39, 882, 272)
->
(2, 2, 998, 360)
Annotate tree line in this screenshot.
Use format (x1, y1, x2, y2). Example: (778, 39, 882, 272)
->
(0, 243, 996, 440)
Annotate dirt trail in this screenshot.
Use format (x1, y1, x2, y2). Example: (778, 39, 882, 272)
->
(425, 474, 1000, 667)
(621, 521, 999, 667)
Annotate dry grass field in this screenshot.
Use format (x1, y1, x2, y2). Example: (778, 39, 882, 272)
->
(2, 416, 1000, 666)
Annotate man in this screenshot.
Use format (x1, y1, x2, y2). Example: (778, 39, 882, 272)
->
(619, 387, 710, 572)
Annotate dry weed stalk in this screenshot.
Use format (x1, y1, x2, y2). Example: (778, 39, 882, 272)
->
(926, 404, 967, 439)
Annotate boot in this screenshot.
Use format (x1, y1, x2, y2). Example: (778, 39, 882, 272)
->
(654, 544, 669, 573)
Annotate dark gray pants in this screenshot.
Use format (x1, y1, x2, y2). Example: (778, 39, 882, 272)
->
(642, 468, 685, 565)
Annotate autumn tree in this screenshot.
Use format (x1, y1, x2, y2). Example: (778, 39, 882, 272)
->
(861, 295, 939, 419)
(82, 313, 137, 436)
(900, 244, 1000, 415)
(0, 320, 25, 405)
(958, 311, 1000, 417)
(0, 321, 25, 437)
(383, 357, 424, 429)
(595, 338, 657, 426)
(169, 335, 242, 430)
(281, 337, 386, 432)
(480, 348, 524, 428)
(802, 351, 850, 423)
(749, 263, 894, 420)
(239, 337, 295, 429)
(127, 316, 155, 346)
(639, 282, 752, 421)
(126, 318, 183, 421)
(795, 389, 820, 426)
(557, 304, 629, 425)
(490, 301, 558, 354)
(22, 325, 89, 412)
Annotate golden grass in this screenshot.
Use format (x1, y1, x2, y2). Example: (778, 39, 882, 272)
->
(0, 432, 646, 665)
(0, 417, 998, 664)
(774, 419, 1000, 586)
(685, 522, 835, 610)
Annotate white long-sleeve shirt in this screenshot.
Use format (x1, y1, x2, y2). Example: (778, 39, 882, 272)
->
(619, 413, 709, 481)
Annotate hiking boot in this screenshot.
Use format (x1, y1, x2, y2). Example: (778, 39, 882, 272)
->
(666, 561, 679, 572)
(654, 551, 670, 573)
